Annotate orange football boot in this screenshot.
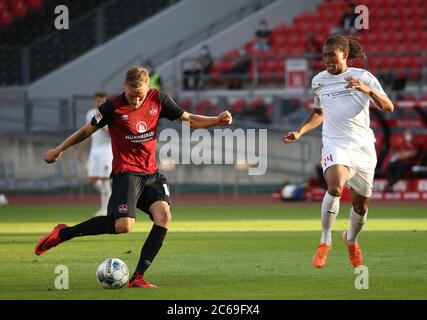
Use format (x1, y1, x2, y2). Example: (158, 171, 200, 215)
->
(343, 231, 363, 267)
(312, 243, 331, 268)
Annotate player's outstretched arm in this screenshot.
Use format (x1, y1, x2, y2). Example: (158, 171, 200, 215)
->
(283, 108, 323, 144)
(44, 123, 98, 164)
(178, 110, 233, 129)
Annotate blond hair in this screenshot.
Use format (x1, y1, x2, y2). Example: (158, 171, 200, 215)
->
(94, 91, 108, 99)
(125, 66, 150, 88)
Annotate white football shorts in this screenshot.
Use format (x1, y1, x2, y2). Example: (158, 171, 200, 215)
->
(321, 143, 377, 197)
(88, 149, 113, 178)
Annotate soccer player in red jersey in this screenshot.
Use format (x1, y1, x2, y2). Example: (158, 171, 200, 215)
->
(36, 66, 233, 288)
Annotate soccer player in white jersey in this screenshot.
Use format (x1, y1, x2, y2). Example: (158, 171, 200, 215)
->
(77, 92, 113, 216)
(284, 35, 394, 268)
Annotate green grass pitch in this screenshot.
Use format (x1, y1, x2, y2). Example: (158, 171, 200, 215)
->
(0, 203, 426, 300)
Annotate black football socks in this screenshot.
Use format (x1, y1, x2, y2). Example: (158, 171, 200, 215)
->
(59, 215, 117, 241)
(133, 224, 168, 277)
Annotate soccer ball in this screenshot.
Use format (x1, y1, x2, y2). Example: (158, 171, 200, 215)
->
(96, 258, 129, 289)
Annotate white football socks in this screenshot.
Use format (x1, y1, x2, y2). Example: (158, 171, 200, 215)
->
(347, 207, 367, 244)
(320, 192, 341, 245)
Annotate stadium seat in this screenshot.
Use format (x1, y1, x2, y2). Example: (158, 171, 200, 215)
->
(9, 0, 28, 17)
(25, 0, 42, 9)
(229, 99, 247, 115)
(178, 99, 192, 112)
(248, 98, 273, 122)
(195, 99, 219, 116)
(208, 0, 427, 88)
(0, 9, 13, 26)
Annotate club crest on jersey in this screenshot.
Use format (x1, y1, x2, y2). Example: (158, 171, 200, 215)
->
(136, 121, 148, 133)
(95, 110, 103, 123)
(118, 204, 128, 214)
(149, 105, 158, 116)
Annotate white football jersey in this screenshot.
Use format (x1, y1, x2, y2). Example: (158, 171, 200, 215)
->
(86, 108, 112, 154)
(312, 67, 386, 149)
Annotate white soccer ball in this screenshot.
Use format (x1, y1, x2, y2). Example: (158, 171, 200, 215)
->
(96, 258, 129, 289)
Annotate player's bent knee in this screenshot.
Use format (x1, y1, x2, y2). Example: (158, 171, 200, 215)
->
(327, 187, 343, 197)
(153, 212, 171, 226)
(150, 201, 172, 227)
(353, 205, 368, 215)
(115, 218, 134, 234)
(152, 209, 172, 227)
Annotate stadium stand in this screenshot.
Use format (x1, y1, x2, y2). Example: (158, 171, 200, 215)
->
(1, 0, 427, 201)
(0, 0, 181, 85)
(205, 0, 427, 89)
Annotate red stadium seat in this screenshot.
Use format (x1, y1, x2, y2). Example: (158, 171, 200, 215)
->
(178, 99, 192, 112)
(9, 0, 28, 17)
(25, 0, 42, 9)
(0, 9, 13, 26)
(210, 0, 427, 87)
(249, 98, 273, 119)
(196, 99, 219, 116)
(407, 56, 423, 79)
(230, 99, 247, 115)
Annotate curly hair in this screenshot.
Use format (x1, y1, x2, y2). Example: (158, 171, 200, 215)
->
(324, 34, 366, 60)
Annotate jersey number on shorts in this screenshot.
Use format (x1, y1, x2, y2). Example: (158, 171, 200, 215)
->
(162, 184, 170, 196)
(323, 154, 333, 167)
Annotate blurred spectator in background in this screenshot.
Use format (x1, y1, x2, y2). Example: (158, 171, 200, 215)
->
(196, 44, 213, 89)
(223, 48, 251, 90)
(182, 45, 213, 90)
(198, 45, 213, 75)
(306, 32, 322, 71)
(252, 19, 272, 51)
(330, 3, 358, 35)
(385, 129, 422, 191)
(306, 32, 322, 54)
(145, 60, 162, 91)
(182, 59, 200, 90)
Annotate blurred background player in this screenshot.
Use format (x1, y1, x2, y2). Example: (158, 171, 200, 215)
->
(385, 128, 422, 191)
(35, 66, 233, 288)
(284, 34, 394, 269)
(144, 60, 163, 91)
(76, 91, 113, 217)
(330, 3, 358, 35)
